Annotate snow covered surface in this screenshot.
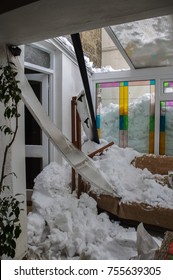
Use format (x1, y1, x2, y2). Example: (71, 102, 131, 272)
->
(111, 15, 173, 68)
(56, 36, 128, 73)
(82, 141, 173, 208)
(28, 160, 138, 260)
(27, 142, 170, 260)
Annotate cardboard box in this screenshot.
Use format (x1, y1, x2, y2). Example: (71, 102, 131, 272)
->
(89, 192, 173, 231)
(82, 154, 173, 231)
(132, 154, 173, 175)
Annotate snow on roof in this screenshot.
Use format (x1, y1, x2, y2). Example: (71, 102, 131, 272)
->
(55, 36, 129, 73)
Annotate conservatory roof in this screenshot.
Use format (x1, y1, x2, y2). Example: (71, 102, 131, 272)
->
(106, 14, 173, 69)
(1, 0, 173, 45)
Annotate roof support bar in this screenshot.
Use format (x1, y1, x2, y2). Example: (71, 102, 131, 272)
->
(71, 33, 100, 144)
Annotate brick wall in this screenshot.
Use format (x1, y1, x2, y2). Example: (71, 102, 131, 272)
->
(80, 29, 102, 68)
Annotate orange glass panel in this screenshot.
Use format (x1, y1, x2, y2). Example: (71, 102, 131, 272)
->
(159, 132, 165, 155)
(149, 131, 154, 154)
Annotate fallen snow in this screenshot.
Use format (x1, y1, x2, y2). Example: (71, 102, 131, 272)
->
(27, 161, 138, 260)
(99, 93, 151, 153)
(82, 142, 173, 209)
(27, 142, 169, 260)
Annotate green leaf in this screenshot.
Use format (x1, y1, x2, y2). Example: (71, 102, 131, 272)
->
(7, 233, 13, 242)
(14, 207, 20, 218)
(14, 226, 21, 239)
(4, 225, 11, 233)
(9, 212, 14, 217)
(4, 127, 13, 135)
(3, 244, 8, 254)
(10, 248, 15, 258)
(10, 239, 16, 249)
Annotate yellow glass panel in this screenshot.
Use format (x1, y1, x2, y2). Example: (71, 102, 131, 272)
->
(119, 86, 124, 115)
(123, 86, 128, 115)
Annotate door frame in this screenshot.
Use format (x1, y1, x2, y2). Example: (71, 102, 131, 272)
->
(25, 74, 49, 167)
(25, 73, 49, 201)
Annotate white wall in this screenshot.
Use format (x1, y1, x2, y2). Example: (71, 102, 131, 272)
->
(52, 49, 92, 162)
(61, 54, 85, 139)
(0, 46, 27, 259)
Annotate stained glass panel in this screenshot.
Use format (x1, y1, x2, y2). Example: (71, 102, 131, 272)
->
(96, 80, 155, 153)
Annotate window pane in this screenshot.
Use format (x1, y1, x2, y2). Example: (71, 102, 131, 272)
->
(96, 82, 120, 144)
(25, 158, 43, 189)
(128, 83, 151, 153)
(25, 81, 42, 145)
(25, 45, 51, 68)
(163, 81, 173, 94)
(160, 101, 173, 155)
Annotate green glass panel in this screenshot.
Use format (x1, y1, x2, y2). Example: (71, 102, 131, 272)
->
(163, 82, 169, 87)
(150, 116, 155, 131)
(124, 115, 128, 130)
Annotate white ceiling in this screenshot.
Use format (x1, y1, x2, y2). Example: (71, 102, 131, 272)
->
(0, 0, 173, 45)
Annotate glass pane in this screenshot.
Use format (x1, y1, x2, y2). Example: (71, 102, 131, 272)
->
(128, 83, 151, 153)
(160, 101, 173, 155)
(163, 81, 173, 94)
(25, 81, 42, 145)
(25, 45, 50, 68)
(96, 82, 120, 144)
(25, 157, 43, 189)
(110, 14, 173, 68)
(96, 80, 155, 153)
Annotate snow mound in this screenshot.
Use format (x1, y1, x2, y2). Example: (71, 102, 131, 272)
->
(28, 162, 137, 260)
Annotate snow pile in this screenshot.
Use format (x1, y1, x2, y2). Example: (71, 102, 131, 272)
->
(27, 143, 171, 259)
(58, 36, 75, 53)
(28, 162, 137, 260)
(99, 102, 119, 144)
(128, 93, 151, 151)
(99, 93, 151, 152)
(92, 65, 129, 73)
(99, 92, 173, 154)
(84, 142, 173, 209)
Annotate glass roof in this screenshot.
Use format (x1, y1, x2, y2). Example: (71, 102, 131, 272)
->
(109, 14, 173, 69)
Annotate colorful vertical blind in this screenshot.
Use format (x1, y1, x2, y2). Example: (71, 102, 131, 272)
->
(96, 80, 155, 153)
